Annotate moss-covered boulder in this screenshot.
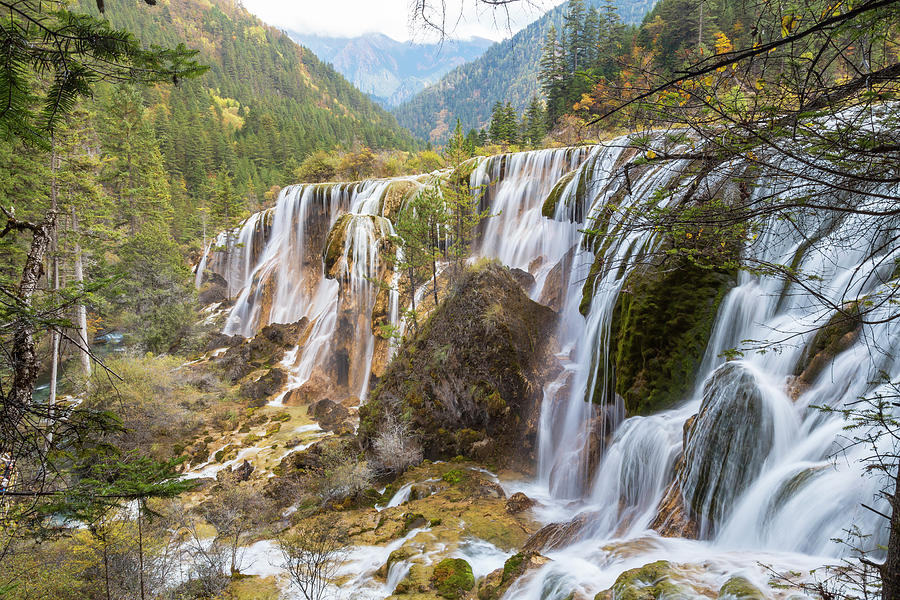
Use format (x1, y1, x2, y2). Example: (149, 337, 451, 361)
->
(679, 362, 775, 532)
(541, 171, 578, 219)
(602, 256, 735, 414)
(595, 561, 689, 600)
(718, 576, 766, 600)
(430, 558, 475, 599)
(792, 301, 862, 389)
(360, 261, 557, 469)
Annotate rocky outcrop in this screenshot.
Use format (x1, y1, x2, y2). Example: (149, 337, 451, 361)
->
(308, 398, 351, 432)
(523, 511, 600, 552)
(505, 492, 535, 515)
(216, 318, 309, 383)
(359, 261, 557, 469)
(789, 301, 862, 398)
(679, 362, 775, 534)
(239, 367, 287, 403)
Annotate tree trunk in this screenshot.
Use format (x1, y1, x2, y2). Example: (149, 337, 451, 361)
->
(1, 212, 57, 456)
(103, 537, 112, 600)
(48, 134, 60, 409)
(71, 207, 92, 376)
(137, 504, 146, 600)
(882, 469, 899, 600)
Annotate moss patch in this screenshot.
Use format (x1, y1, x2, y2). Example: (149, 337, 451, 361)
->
(718, 576, 766, 600)
(430, 558, 475, 599)
(542, 171, 577, 219)
(605, 257, 735, 414)
(597, 560, 687, 600)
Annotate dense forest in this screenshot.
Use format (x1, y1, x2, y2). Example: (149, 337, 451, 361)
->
(392, 0, 654, 141)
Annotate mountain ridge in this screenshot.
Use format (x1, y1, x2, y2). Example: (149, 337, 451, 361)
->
(392, 0, 657, 141)
(290, 32, 495, 107)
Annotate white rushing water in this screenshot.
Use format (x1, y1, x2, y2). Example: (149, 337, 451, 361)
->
(198, 138, 899, 598)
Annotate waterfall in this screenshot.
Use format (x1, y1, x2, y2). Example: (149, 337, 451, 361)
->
(197, 134, 899, 598)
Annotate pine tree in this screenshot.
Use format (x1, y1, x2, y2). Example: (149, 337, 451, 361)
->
(539, 25, 568, 126)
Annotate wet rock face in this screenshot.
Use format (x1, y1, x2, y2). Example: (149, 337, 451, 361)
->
(308, 398, 350, 432)
(198, 270, 229, 305)
(216, 318, 308, 383)
(523, 511, 601, 552)
(360, 262, 557, 470)
(239, 367, 287, 401)
(679, 362, 775, 534)
(478, 552, 550, 600)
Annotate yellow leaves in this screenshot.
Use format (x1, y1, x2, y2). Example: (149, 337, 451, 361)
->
(755, 78, 766, 90)
(573, 93, 596, 111)
(781, 14, 801, 38)
(714, 32, 734, 55)
(645, 149, 657, 160)
(821, 1, 843, 18)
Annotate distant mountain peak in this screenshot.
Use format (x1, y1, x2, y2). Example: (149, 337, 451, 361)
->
(290, 31, 495, 107)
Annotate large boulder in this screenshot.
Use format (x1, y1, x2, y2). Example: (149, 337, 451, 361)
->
(216, 318, 308, 383)
(359, 261, 557, 470)
(679, 362, 776, 534)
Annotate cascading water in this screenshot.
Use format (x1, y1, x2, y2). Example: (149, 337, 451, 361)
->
(197, 134, 898, 598)
(498, 134, 900, 597)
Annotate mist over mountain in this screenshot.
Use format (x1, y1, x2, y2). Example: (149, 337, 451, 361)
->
(290, 32, 495, 107)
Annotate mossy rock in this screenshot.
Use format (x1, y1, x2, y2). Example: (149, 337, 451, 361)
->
(718, 576, 766, 600)
(794, 301, 861, 382)
(541, 171, 578, 219)
(377, 546, 416, 579)
(381, 179, 421, 221)
(323, 213, 352, 277)
(597, 560, 688, 600)
(360, 261, 556, 468)
(602, 257, 735, 414)
(430, 558, 475, 599)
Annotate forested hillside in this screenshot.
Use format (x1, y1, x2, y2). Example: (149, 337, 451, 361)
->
(0, 0, 419, 357)
(392, 0, 656, 141)
(77, 0, 418, 202)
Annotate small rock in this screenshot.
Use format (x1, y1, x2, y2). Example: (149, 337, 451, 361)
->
(509, 267, 536, 290)
(232, 459, 254, 482)
(308, 398, 350, 431)
(505, 491, 535, 514)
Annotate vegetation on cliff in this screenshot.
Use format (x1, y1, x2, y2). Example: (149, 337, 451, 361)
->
(359, 261, 556, 467)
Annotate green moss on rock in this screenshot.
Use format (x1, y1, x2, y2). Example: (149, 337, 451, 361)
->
(718, 576, 766, 600)
(430, 558, 475, 599)
(323, 213, 352, 277)
(542, 171, 578, 219)
(603, 258, 735, 414)
(598, 560, 688, 600)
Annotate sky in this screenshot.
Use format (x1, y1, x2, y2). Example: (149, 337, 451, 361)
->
(241, 0, 566, 42)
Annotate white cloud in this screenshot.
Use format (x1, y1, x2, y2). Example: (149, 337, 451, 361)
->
(240, 0, 565, 42)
